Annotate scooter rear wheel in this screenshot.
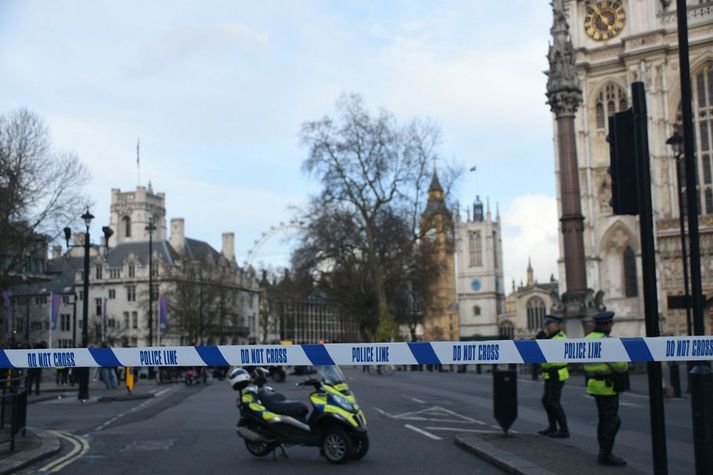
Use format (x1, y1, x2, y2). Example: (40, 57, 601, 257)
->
(322, 429, 353, 464)
(245, 439, 274, 457)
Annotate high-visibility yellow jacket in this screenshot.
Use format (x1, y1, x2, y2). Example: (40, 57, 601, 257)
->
(583, 331, 629, 396)
(541, 331, 569, 381)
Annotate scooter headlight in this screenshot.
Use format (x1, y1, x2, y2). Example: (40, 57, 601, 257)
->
(331, 394, 354, 412)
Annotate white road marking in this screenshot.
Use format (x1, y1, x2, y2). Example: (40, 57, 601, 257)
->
(89, 387, 176, 434)
(404, 424, 442, 440)
(403, 395, 426, 403)
(154, 387, 172, 397)
(425, 427, 501, 434)
(620, 401, 641, 407)
(39, 431, 89, 473)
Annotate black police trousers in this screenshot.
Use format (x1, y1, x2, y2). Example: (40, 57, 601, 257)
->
(594, 395, 621, 456)
(541, 379, 568, 430)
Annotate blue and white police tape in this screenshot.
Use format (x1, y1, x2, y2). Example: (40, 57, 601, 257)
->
(3, 336, 713, 369)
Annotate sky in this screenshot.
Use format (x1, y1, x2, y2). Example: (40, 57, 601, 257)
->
(0, 0, 560, 289)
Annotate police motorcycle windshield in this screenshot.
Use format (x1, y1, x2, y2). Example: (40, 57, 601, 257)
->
(316, 365, 346, 386)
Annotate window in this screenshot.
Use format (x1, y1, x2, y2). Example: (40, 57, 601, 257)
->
(96, 298, 103, 316)
(492, 231, 498, 269)
(468, 232, 482, 267)
(690, 63, 713, 214)
(473, 305, 481, 317)
(36, 296, 47, 305)
(122, 216, 131, 238)
(499, 321, 515, 340)
(108, 318, 116, 328)
(151, 263, 158, 278)
(123, 311, 130, 329)
(150, 285, 158, 301)
(109, 269, 121, 279)
(623, 246, 638, 297)
(60, 314, 70, 332)
(127, 286, 136, 302)
(62, 295, 70, 304)
(527, 297, 546, 331)
(595, 83, 628, 129)
(96, 266, 102, 280)
(78, 291, 83, 301)
(132, 311, 138, 329)
(108, 289, 116, 299)
(128, 264, 135, 278)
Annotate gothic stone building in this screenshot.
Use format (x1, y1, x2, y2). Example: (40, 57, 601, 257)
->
(556, 0, 713, 336)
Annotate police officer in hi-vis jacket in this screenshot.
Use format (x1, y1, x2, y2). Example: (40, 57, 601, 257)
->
(584, 311, 629, 466)
(538, 315, 569, 438)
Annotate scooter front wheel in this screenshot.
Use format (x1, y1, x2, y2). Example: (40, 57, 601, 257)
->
(322, 429, 353, 464)
(245, 439, 275, 457)
(351, 433, 369, 460)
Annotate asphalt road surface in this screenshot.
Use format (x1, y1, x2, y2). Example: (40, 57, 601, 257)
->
(24, 367, 694, 474)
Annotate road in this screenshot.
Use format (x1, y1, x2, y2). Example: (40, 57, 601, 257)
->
(23, 367, 694, 474)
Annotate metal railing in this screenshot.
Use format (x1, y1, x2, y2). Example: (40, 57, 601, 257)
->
(0, 372, 28, 451)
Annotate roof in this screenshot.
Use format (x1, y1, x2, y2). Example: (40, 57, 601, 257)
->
(428, 171, 443, 194)
(9, 256, 84, 296)
(105, 240, 179, 267)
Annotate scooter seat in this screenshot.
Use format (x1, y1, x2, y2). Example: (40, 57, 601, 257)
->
(258, 388, 286, 402)
(262, 398, 309, 418)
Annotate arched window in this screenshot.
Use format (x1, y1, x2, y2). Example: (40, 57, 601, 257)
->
(527, 297, 546, 331)
(473, 305, 481, 317)
(499, 321, 514, 340)
(693, 63, 713, 214)
(623, 246, 638, 297)
(469, 232, 482, 267)
(122, 216, 131, 238)
(595, 83, 628, 129)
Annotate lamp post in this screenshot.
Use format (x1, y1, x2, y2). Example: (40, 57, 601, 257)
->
(146, 219, 156, 379)
(666, 131, 692, 336)
(71, 292, 78, 348)
(63, 209, 113, 401)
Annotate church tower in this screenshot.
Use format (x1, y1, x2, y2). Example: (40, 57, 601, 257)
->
(420, 171, 459, 341)
(455, 195, 505, 338)
(108, 184, 167, 246)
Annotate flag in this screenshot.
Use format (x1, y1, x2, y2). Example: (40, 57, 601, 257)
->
(50, 293, 61, 330)
(2, 289, 10, 332)
(159, 296, 169, 331)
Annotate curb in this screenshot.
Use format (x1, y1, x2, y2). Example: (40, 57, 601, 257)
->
(455, 435, 556, 475)
(0, 429, 61, 475)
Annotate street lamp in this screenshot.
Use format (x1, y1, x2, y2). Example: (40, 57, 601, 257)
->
(63, 209, 113, 401)
(666, 131, 693, 336)
(146, 219, 156, 379)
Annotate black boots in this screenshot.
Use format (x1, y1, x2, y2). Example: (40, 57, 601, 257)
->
(598, 454, 626, 466)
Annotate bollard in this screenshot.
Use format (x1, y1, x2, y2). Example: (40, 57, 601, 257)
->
(669, 362, 682, 398)
(690, 363, 713, 474)
(493, 368, 517, 433)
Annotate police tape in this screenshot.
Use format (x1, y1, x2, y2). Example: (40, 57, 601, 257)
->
(2, 335, 713, 369)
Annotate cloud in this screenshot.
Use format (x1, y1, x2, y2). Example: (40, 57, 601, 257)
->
(501, 194, 559, 290)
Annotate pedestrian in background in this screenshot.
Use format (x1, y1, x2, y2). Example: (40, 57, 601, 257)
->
(538, 315, 569, 438)
(584, 311, 629, 466)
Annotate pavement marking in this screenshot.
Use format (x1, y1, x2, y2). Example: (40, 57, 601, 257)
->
(154, 387, 172, 397)
(620, 401, 642, 407)
(425, 427, 502, 434)
(89, 386, 176, 434)
(403, 395, 426, 404)
(38, 431, 89, 473)
(404, 424, 442, 440)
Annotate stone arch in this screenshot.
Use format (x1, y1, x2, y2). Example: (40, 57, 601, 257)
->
(588, 79, 629, 129)
(499, 320, 514, 340)
(599, 221, 639, 299)
(121, 215, 131, 238)
(526, 297, 546, 331)
(667, 53, 713, 115)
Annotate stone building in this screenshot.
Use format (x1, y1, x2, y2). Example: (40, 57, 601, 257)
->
(555, 0, 713, 336)
(498, 261, 560, 340)
(421, 172, 459, 341)
(7, 185, 261, 347)
(455, 195, 505, 339)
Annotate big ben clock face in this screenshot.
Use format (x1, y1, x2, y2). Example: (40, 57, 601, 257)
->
(584, 1, 626, 41)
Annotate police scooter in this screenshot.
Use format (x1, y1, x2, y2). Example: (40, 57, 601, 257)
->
(230, 366, 368, 464)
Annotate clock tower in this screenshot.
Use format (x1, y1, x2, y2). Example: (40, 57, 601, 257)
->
(455, 195, 505, 338)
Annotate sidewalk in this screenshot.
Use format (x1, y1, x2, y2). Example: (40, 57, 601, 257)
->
(0, 429, 60, 475)
(456, 433, 647, 475)
(26, 371, 162, 404)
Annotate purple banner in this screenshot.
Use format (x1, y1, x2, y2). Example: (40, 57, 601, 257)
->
(50, 293, 61, 330)
(159, 295, 169, 331)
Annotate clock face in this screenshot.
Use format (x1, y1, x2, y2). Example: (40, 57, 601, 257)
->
(584, 1, 626, 41)
(470, 279, 481, 292)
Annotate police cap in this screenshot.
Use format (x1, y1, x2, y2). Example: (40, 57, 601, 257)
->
(543, 315, 562, 324)
(593, 311, 615, 323)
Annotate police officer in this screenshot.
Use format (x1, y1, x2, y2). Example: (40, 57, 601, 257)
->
(584, 311, 628, 466)
(538, 315, 569, 438)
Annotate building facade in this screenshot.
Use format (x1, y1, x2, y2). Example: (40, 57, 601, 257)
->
(555, 0, 713, 336)
(455, 196, 505, 339)
(7, 185, 261, 348)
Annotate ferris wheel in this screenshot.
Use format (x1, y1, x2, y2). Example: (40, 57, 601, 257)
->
(244, 219, 307, 268)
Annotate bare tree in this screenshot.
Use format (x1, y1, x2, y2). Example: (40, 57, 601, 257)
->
(0, 109, 90, 342)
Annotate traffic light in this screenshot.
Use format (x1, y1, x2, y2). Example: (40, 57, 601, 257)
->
(607, 109, 640, 215)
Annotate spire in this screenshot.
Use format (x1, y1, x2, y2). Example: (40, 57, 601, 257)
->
(486, 197, 491, 221)
(545, 0, 582, 117)
(496, 202, 500, 221)
(473, 195, 484, 222)
(527, 258, 534, 287)
(428, 170, 444, 197)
